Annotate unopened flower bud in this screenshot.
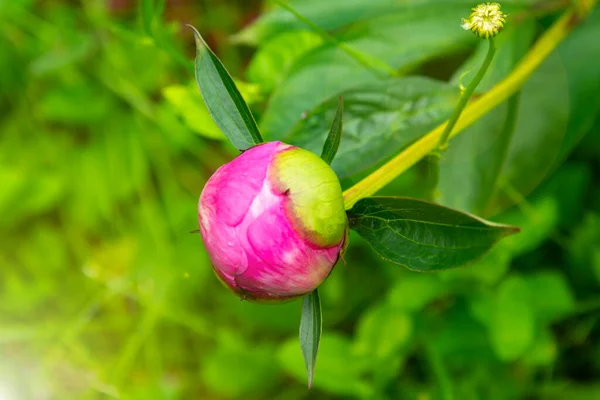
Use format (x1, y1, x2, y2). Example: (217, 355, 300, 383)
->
(198, 141, 348, 302)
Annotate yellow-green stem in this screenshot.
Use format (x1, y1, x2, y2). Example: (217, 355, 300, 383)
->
(438, 38, 496, 150)
(342, 10, 577, 210)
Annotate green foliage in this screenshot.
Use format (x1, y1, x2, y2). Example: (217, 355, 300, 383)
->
(347, 197, 519, 271)
(320, 97, 343, 165)
(190, 26, 263, 149)
(299, 289, 322, 388)
(1, 1, 600, 399)
(287, 76, 458, 178)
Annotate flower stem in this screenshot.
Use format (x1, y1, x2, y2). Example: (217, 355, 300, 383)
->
(438, 38, 496, 150)
(342, 9, 579, 210)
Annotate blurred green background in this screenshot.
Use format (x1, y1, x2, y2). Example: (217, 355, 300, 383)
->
(1, 0, 600, 399)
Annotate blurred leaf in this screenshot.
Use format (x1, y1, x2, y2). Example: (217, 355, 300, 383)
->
(278, 333, 373, 397)
(140, 0, 165, 36)
(486, 9, 600, 214)
(320, 97, 343, 164)
(287, 77, 457, 178)
(438, 21, 536, 214)
(525, 271, 575, 323)
(569, 212, 600, 285)
(202, 335, 281, 397)
(299, 289, 321, 389)
(230, 299, 300, 333)
(39, 81, 115, 124)
(354, 302, 412, 360)
(29, 31, 94, 76)
(347, 197, 519, 271)
(162, 84, 224, 140)
(535, 163, 592, 228)
(234, 0, 404, 45)
(557, 7, 600, 158)
(538, 384, 600, 400)
(499, 196, 559, 258)
(523, 328, 557, 367)
(246, 30, 323, 91)
(189, 26, 263, 150)
(490, 276, 534, 361)
(386, 273, 443, 311)
(259, 4, 475, 138)
(431, 302, 493, 365)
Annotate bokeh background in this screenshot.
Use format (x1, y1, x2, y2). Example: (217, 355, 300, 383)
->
(1, 0, 600, 399)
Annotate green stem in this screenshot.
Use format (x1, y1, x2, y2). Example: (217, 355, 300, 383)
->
(438, 38, 496, 150)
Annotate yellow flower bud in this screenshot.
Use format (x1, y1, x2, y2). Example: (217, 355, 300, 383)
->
(461, 2, 508, 39)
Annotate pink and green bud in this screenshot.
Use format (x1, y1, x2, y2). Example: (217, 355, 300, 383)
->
(198, 141, 348, 302)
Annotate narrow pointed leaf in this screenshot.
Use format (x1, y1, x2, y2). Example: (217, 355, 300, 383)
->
(320, 97, 343, 164)
(188, 25, 263, 150)
(347, 197, 520, 271)
(299, 289, 322, 389)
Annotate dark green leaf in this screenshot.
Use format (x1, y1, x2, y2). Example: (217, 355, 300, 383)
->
(299, 289, 322, 389)
(287, 77, 457, 179)
(347, 197, 519, 271)
(188, 25, 263, 150)
(320, 97, 343, 164)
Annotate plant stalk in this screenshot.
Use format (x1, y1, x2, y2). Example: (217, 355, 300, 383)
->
(438, 38, 496, 150)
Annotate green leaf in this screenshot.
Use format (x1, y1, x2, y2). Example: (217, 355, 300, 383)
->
(525, 271, 575, 323)
(320, 97, 343, 164)
(299, 289, 322, 389)
(347, 197, 519, 271)
(188, 25, 263, 150)
(354, 302, 412, 360)
(259, 5, 476, 138)
(246, 30, 323, 91)
(162, 84, 225, 140)
(233, 0, 405, 45)
(490, 276, 535, 361)
(287, 77, 457, 179)
(386, 273, 443, 311)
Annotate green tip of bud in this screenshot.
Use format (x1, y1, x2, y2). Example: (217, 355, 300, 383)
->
(271, 148, 347, 248)
(461, 2, 507, 39)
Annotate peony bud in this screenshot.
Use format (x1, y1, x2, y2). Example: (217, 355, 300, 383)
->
(198, 141, 348, 302)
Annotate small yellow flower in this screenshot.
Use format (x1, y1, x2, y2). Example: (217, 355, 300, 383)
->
(461, 2, 507, 39)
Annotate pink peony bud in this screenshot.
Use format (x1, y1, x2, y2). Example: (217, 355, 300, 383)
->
(198, 141, 348, 302)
